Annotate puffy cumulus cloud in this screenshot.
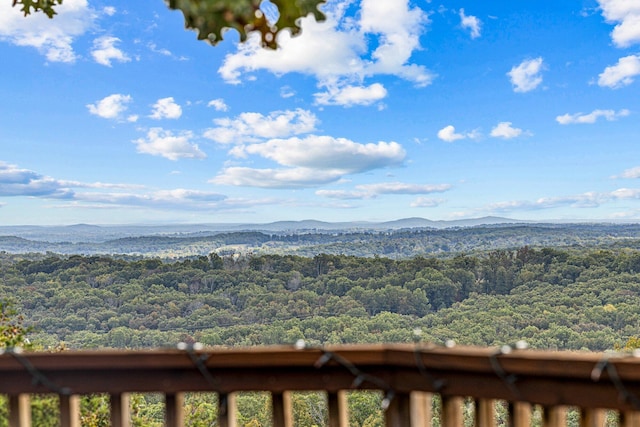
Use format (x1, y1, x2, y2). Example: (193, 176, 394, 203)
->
(150, 97, 182, 120)
(0, 162, 71, 197)
(87, 94, 132, 120)
(314, 83, 388, 107)
(218, 0, 433, 106)
(598, 55, 640, 88)
(91, 36, 130, 67)
(556, 109, 630, 124)
(207, 98, 229, 112)
(410, 197, 445, 208)
(490, 122, 523, 139)
(459, 9, 481, 39)
(204, 109, 318, 145)
(133, 128, 206, 160)
(597, 0, 640, 47)
(0, 0, 93, 62)
(612, 188, 640, 199)
(437, 125, 477, 142)
(210, 167, 345, 188)
(103, 6, 116, 16)
(507, 57, 544, 93)
(238, 136, 406, 173)
(212, 136, 406, 189)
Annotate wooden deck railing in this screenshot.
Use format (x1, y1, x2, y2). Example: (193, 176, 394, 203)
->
(2, 343, 640, 426)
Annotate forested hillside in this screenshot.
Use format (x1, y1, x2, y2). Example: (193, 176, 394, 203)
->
(2, 223, 640, 258)
(2, 246, 640, 351)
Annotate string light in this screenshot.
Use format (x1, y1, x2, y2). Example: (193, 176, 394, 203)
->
(178, 342, 219, 388)
(488, 341, 530, 401)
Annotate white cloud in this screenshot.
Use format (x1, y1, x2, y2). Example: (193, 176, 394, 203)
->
(314, 83, 388, 107)
(507, 57, 544, 93)
(315, 189, 372, 200)
(133, 128, 206, 160)
(150, 97, 182, 120)
(86, 94, 132, 120)
(459, 9, 481, 39)
(218, 0, 433, 106)
(237, 136, 406, 173)
(0, 162, 70, 197)
(280, 86, 295, 98)
(103, 6, 116, 16)
(91, 36, 130, 67)
(614, 166, 640, 179)
(556, 109, 630, 124)
(316, 182, 451, 200)
(597, 0, 640, 47)
(437, 125, 466, 142)
(0, 0, 93, 62)
(598, 55, 640, 88)
(490, 122, 523, 139)
(410, 197, 445, 207)
(211, 167, 345, 188)
(356, 182, 451, 194)
(212, 135, 406, 189)
(204, 109, 318, 145)
(207, 98, 229, 112)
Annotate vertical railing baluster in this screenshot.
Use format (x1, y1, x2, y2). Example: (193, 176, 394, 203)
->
(59, 394, 81, 427)
(110, 393, 131, 427)
(411, 392, 432, 427)
(476, 399, 494, 427)
(328, 390, 349, 427)
(8, 394, 31, 427)
(165, 392, 184, 427)
(272, 391, 293, 427)
(442, 396, 463, 427)
(620, 411, 640, 427)
(542, 406, 566, 427)
(218, 393, 237, 427)
(509, 402, 531, 427)
(580, 408, 605, 427)
(385, 392, 412, 427)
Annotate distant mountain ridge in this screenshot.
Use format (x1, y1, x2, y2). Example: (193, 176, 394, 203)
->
(0, 216, 525, 242)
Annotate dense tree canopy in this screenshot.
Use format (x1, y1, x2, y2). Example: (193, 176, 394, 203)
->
(12, 0, 326, 48)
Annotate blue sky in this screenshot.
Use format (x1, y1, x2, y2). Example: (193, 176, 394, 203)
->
(1, 0, 639, 225)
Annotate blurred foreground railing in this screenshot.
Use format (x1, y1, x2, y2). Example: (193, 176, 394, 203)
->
(2, 343, 640, 426)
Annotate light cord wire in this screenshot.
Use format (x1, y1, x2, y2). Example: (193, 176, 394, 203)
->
(4, 347, 72, 396)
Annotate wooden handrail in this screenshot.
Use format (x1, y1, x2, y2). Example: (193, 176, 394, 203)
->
(2, 344, 640, 426)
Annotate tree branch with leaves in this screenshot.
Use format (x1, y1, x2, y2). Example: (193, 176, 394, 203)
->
(12, 0, 326, 49)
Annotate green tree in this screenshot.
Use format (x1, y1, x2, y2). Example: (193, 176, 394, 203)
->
(13, 0, 326, 49)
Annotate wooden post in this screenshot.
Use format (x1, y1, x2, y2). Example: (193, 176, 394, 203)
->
(328, 391, 349, 427)
(385, 392, 412, 427)
(410, 392, 432, 427)
(510, 402, 532, 427)
(580, 408, 606, 427)
(8, 394, 31, 427)
(272, 391, 293, 427)
(218, 393, 237, 427)
(59, 394, 81, 427)
(165, 392, 184, 427)
(476, 399, 495, 427)
(543, 406, 566, 427)
(110, 393, 131, 427)
(620, 411, 640, 427)
(441, 396, 463, 427)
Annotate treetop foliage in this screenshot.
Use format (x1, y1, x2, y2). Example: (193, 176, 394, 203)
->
(12, 0, 326, 49)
